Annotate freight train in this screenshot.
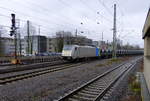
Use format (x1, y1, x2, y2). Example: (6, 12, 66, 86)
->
(62, 45, 143, 61)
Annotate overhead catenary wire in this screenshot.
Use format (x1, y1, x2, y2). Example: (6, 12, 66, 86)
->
(97, 0, 113, 16)
(12, 0, 82, 29)
(0, 13, 91, 38)
(0, 0, 120, 41)
(0, 12, 90, 35)
(0, 6, 62, 26)
(0, 0, 83, 30)
(57, 0, 113, 29)
(0, 13, 61, 30)
(23, 0, 76, 22)
(57, 0, 103, 27)
(0, 7, 80, 33)
(0, 13, 71, 37)
(79, 0, 113, 23)
(18, 0, 113, 31)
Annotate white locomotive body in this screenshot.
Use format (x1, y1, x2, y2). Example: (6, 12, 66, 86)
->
(62, 45, 97, 60)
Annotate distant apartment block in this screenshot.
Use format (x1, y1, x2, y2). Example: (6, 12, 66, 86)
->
(24, 35, 47, 54)
(0, 33, 94, 56)
(0, 37, 15, 56)
(47, 37, 57, 52)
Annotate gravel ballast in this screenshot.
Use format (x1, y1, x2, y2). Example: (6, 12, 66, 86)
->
(0, 56, 141, 101)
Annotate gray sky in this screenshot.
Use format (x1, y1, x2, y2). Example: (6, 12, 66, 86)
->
(0, 0, 150, 48)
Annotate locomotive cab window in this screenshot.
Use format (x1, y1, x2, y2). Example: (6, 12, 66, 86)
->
(63, 45, 73, 50)
(75, 47, 77, 51)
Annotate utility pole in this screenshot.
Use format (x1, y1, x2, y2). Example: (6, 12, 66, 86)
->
(107, 40, 109, 49)
(38, 25, 40, 53)
(27, 20, 30, 55)
(75, 29, 77, 37)
(101, 31, 104, 49)
(102, 32, 103, 42)
(0, 29, 2, 56)
(16, 19, 21, 56)
(112, 4, 117, 58)
(75, 29, 78, 45)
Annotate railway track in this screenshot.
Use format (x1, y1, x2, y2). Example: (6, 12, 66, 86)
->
(0, 59, 68, 74)
(0, 59, 61, 67)
(0, 56, 62, 67)
(56, 58, 140, 101)
(0, 57, 103, 85)
(0, 61, 85, 85)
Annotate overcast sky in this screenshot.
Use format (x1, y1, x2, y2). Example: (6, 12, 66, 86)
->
(0, 0, 150, 48)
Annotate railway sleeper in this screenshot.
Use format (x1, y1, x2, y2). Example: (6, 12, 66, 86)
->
(71, 94, 94, 101)
(88, 85, 105, 88)
(77, 92, 98, 98)
(83, 87, 102, 93)
(80, 90, 100, 95)
(87, 85, 104, 90)
(67, 98, 80, 101)
(93, 81, 108, 85)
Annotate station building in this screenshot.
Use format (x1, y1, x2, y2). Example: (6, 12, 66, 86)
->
(143, 8, 150, 92)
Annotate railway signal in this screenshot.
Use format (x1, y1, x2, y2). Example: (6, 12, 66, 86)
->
(10, 14, 16, 36)
(10, 13, 20, 64)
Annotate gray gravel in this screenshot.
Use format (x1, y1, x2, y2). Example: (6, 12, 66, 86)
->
(0, 60, 68, 78)
(105, 58, 142, 101)
(0, 56, 141, 101)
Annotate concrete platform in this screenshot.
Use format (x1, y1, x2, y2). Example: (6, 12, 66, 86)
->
(140, 73, 150, 101)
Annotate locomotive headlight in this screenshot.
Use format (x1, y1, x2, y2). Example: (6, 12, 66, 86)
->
(62, 50, 72, 56)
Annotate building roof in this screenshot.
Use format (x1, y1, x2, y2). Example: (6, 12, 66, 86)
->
(143, 8, 150, 39)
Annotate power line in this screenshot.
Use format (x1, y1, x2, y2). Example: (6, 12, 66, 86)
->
(0, 13, 59, 30)
(0, 7, 79, 32)
(0, 15, 80, 39)
(57, 0, 112, 28)
(0, 1, 114, 38)
(0, 3, 80, 30)
(97, 0, 113, 16)
(57, 0, 100, 27)
(24, 0, 74, 21)
(0, 25, 11, 28)
(0, 12, 108, 41)
(13, 0, 80, 28)
(79, 0, 113, 23)
(0, 13, 75, 37)
(0, 13, 10, 18)
(19, 0, 112, 32)
(57, 0, 111, 34)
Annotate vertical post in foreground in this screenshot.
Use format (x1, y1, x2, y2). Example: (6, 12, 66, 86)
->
(112, 4, 117, 58)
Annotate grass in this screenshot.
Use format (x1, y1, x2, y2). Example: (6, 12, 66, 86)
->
(96, 58, 122, 67)
(130, 81, 141, 94)
(129, 75, 141, 95)
(107, 58, 121, 65)
(121, 95, 140, 101)
(121, 74, 142, 101)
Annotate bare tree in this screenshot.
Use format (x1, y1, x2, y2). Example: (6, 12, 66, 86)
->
(21, 21, 36, 54)
(122, 43, 141, 50)
(55, 31, 73, 52)
(21, 21, 36, 36)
